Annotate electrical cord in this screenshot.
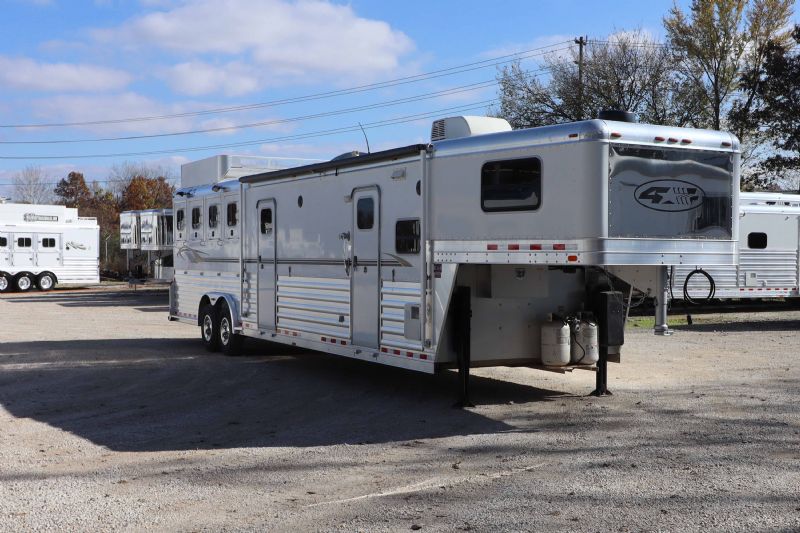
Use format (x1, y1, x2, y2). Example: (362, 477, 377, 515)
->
(683, 268, 716, 305)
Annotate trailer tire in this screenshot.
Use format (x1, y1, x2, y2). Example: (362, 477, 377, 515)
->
(0, 272, 11, 293)
(200, 304, 220, 352)
(218, 300, 243, 356)
(37, 272, 56, 291)
(15, 272, 33, 292)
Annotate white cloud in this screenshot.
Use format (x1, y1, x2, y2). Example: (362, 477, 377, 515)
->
(0, 55, 132, 93)
(30, 92, 196, 135)
(92, 0, 415, 95)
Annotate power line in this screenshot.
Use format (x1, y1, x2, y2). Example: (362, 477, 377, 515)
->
(0, 99, 498, 160)
(0, 78, 509, 144)
(0, 42, 571, 129)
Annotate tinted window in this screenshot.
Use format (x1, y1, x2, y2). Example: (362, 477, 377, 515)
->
(208, 205, 219, 228)
(191, 207, 201, 229)
(357, 197, 374, 230)
(748, 232, 767, 249)
(260, 208, 273, 234)
(226, 203, 238, 227)
(17, 237, 32, 248)
(176, 209, 185, 230)
(481, 157, 542, 212)
(0, 237, 6, 247)
(42, 238, 56, 248)
(396, 219, 420, 254)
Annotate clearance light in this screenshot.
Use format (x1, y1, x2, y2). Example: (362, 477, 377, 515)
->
(610, 132, 622, 139)
(721, 141, 732, 148)
(487, 244, 498, 251)
(530, 244, 542, 250)
(668, 137, 679, 143)
(568, 255, 578, 262)
(681, 139, 692, 144)
(568, 133, 579, 138)
(654, 136, 666, 142)
(553, 243, 566, 251)
(508, 244, 520, 251)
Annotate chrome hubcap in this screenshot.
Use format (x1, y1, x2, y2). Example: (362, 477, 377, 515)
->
(203, 315, 213, 341)
(220, 317, 230, 345)
(18, 277, 30, 290)
(40, 276, 53, 289)
(0, 277, 7, 291)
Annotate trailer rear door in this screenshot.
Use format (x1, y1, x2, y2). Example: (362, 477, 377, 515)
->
(37, 234, 61, 268)
(351, 188, 380, 348)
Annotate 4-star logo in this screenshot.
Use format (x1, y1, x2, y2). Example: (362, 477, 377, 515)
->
(634, 179, 705, 212)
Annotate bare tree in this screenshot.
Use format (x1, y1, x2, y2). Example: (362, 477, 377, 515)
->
(493, 30, 701, 128)
(12, 165, 54, 204)
(108, 161, 176, 200)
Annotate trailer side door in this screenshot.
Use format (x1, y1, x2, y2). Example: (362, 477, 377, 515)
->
(257, 199, 277, 331)
(12, 233, 34, 270)
(351, 187, 380, 348)
(37, 233, 61, 268)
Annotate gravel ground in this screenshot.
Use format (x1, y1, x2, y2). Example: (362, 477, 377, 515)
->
(1, 288, 799, 532)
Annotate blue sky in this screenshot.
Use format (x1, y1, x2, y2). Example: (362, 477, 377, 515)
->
(1, 0, 797, 197)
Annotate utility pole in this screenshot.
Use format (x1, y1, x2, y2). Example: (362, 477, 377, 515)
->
(574, 36, 587, 120)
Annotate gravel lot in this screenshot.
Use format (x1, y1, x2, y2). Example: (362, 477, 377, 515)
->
(1, 287, 799, 532)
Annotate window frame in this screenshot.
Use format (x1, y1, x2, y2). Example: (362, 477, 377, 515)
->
(356, 197, 375, 230)
(226, 202, 238, 227)
(260, 207, 273, 235)
(208, 204, 219, 229)
(176, 209, 185, 231)
(41, 238, 56, 248)
(16, 237, 32, 248)
(747, 231, 768, 249)
(0, 236, 7, 248)
(395, 218, 421, 254)
(191, 207, 202, 230)
(480, 156, 542, 213)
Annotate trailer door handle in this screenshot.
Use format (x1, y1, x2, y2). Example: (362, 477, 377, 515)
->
(352, 255, 358, 268)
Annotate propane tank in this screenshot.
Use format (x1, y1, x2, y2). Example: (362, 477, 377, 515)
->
(541, 315, 571, 366)
(570, 313, 599, 365)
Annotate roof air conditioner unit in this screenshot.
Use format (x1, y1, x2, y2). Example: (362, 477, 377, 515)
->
(430, 116, 512, 142)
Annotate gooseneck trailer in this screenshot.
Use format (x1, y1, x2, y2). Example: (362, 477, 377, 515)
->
(168, 115, 739, 396)
(0, 203, 99, 292)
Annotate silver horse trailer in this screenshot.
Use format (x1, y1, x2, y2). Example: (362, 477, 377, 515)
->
(0, 203, 99, 292)
(673, 192, 800, 300)
(169, 116, 740, 398)
(120, 209, 174, 281)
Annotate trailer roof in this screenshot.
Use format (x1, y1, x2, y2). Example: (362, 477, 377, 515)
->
(239, 144, 429, 185)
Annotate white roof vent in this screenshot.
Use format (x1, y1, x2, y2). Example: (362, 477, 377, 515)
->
(430, 116, 512, 141)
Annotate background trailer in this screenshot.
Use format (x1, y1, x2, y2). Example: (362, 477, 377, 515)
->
(0, 202, 99, 292)
(168, 115, 740, 397)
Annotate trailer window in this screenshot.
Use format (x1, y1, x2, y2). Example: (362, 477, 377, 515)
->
(17, 237, 32, 248)
(481, 157, 542, 212)
(42, 238, 56, 248)
(191, 207, 201, 229)
(747, 232, 767, 249)
(0, 237, 6, 247)
(226, 203, 238, 226)
(176, 209, 185, 230)
(357, 198, 374, 230)
(208, 205, 219, 228)
(260, 208, 273, 234)
(396, 219, 420, 254)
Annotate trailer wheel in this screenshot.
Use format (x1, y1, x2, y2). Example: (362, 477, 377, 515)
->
(218, 300, 243, 356)
(15, 272, 33, 292)
(200, 304, 220, 352)
(0, 272, 11, 293)
(37, 272, 56, 291)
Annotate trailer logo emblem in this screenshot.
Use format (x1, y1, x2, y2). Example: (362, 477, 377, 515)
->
(635, 180, 705, 212)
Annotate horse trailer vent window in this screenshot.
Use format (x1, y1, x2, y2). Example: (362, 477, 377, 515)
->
(357, 198, 374, 230)
(42, 238, 56, 248)
(396, 219, 420, 254)
(0, 237, 6, 247)
(176, 209, 185, 230)
(748, 232, 767, 249)
(226, 203, 238, 226)
(260, 208, 273, 234)
(191, 207, 201, 229)
(208, 205, 219, 228)
(17, 237, 32, 248)
(481, 157, 542, 212)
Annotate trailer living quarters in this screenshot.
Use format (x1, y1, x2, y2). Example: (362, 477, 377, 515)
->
(0, 203, 99, 292)
(674, 191, 800, 300)
(169, 116, 740, 392)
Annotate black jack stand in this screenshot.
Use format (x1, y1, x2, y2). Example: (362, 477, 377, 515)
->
(591, 345, 612, 396)
(453, 286, 474, 408)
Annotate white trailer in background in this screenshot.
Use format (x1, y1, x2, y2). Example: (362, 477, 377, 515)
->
(169, 115, 740, 399)
(0, 203, 99, 292)
(673, 192, 800, 300)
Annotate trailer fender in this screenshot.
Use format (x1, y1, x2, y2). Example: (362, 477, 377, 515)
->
(203, 292, 241, 330)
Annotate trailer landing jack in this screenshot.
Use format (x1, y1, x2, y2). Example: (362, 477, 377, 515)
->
(453, 286, 474, 408)
(591, 346, 612, 397)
